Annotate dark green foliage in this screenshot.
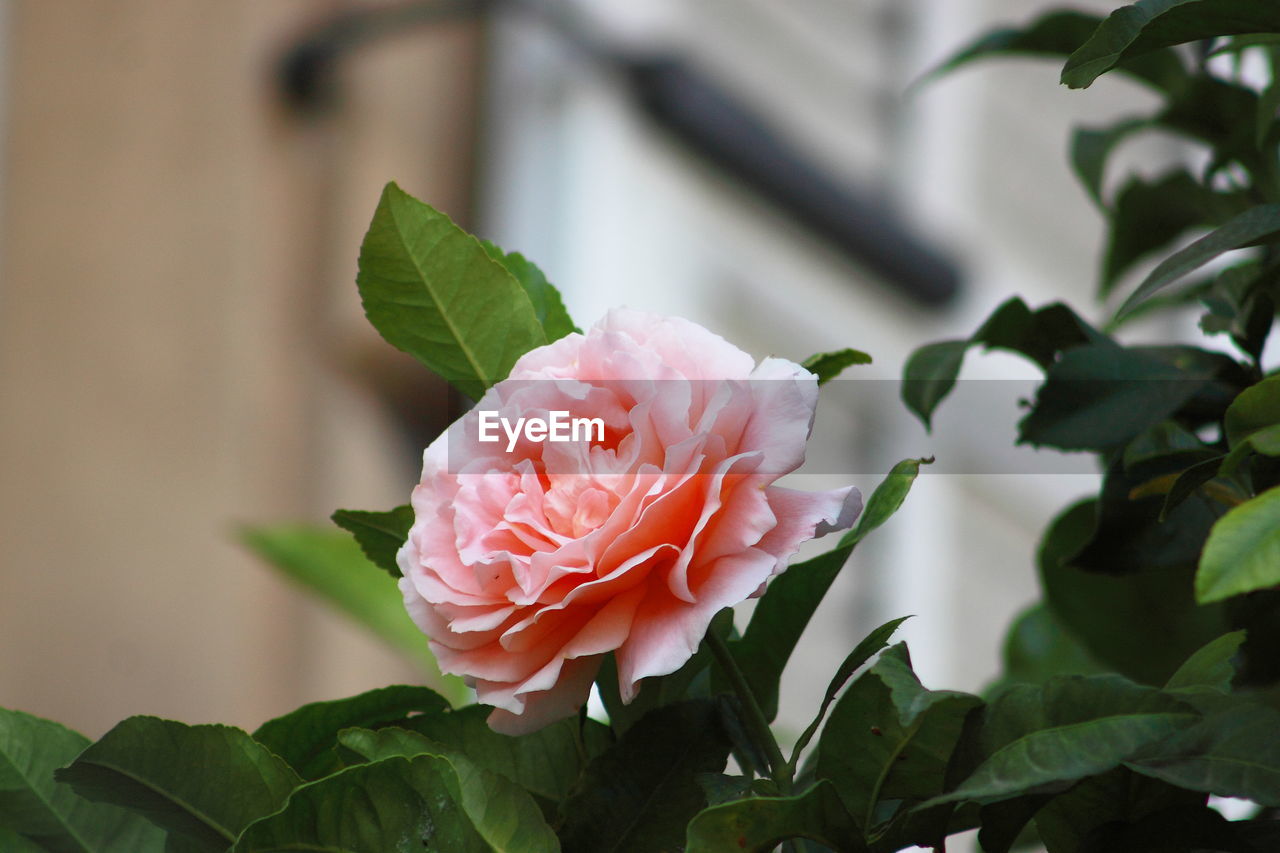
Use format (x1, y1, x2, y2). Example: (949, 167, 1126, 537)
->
(0, 708, 164, 852)
(56, 718, 300, 853)
(330, 505, 413, 578)
(251, 685, 450, 780)
(684, 781, 862, 853)
(557, 701, 733, 853)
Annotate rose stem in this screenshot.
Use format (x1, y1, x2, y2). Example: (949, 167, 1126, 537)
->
(705, 630, 793, 796)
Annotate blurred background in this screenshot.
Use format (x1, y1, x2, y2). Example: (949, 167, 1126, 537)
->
(0, 0, 1180, 743)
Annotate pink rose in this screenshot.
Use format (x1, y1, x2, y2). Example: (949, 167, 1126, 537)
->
(398, 309, 861, 733)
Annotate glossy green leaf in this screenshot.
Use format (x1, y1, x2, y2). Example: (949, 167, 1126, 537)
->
(480, 240, 579, 342)
(816, 645, 980, 835)
(240, 525, 461, 695)
(1062, 0, 1280, 89)
(684, 781, 862, 853)
(231, 755, 492, 853)
(929, 676, 1199, 806)
(357, 182, 546, 399)
(1164, 631, 1245, 693)
(252, 685, 451, 780)
(923, 10, 1186, 92)
(0, 707, 164, 853)
(1127, 704, 1280, 806)
(396, 704, 607, 805)
(1196, 485, 1280, 603)
(801, 348, 872, 385)
(56, 717, 300, 853)
(330, 505, 413, 578)
(1225, 374, 1280, 448)
(789, 616, 911, 768)
(336, 728, 561, 853)
(557, 700, 731, 853)
(1117, 204, 1280, 319)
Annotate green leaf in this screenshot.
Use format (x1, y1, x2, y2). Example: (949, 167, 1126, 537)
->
(928, 676, 1199, 806)
(1225, 374, 1280, 448)
(1077, 803, 1264, 852)
(1041, 499, 1228, 684)
(684, 781, 862, 853)
(789, 617, 911, 768)
(1101, 170, 1245, 297)
(901, 298, 1103, 429)
(731, 459, 927, 722)
(56, 717, 300, 853)
(357, 182, 546, 399)
(1117, 204, 1280, 320)
(0, 707, 164, 853)
(1070, 117, 1150, 207)
(922, 10, 1186, 92)
(330, 505, 413, 578)
(0, 827, 49, 853)
(816, 645, 981, 837)
(396, 705, 607, 805)
(557, 700, 731, 853)
(1061, 0, 1280, 89)
(1071, 451, 1225, 575)
(1127, 703, 1280, 806)
(231, 755, 493, 853)
(336, 728, 561, 853)
(1159, 455, 1229, 522)
(901, 341, 966, 431)
(987, 603, 1105, 696)
(729, 548, 848, 724)
(1196, 485, 1280, 603)
(252, 685, 451, 780)
(1164, 631, 1245, 693)
(1033, 768, 1207, 853)
(1157, 76, 1263, 167)
(1199, 262, 1278, 363)
(240, 525, 462, 696)
(480, 240, 579, 342)
(801, 348, 872, 385)
(1018, 344, 1212, 451)
(839, 457, 931, 549)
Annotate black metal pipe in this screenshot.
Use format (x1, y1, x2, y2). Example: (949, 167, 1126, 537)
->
(277, 0, 963, 307)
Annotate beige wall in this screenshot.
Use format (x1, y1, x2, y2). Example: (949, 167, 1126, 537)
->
(0, 1, 482, 736)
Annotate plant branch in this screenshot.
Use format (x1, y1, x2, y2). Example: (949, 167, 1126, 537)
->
(705, 629, 793, 795)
